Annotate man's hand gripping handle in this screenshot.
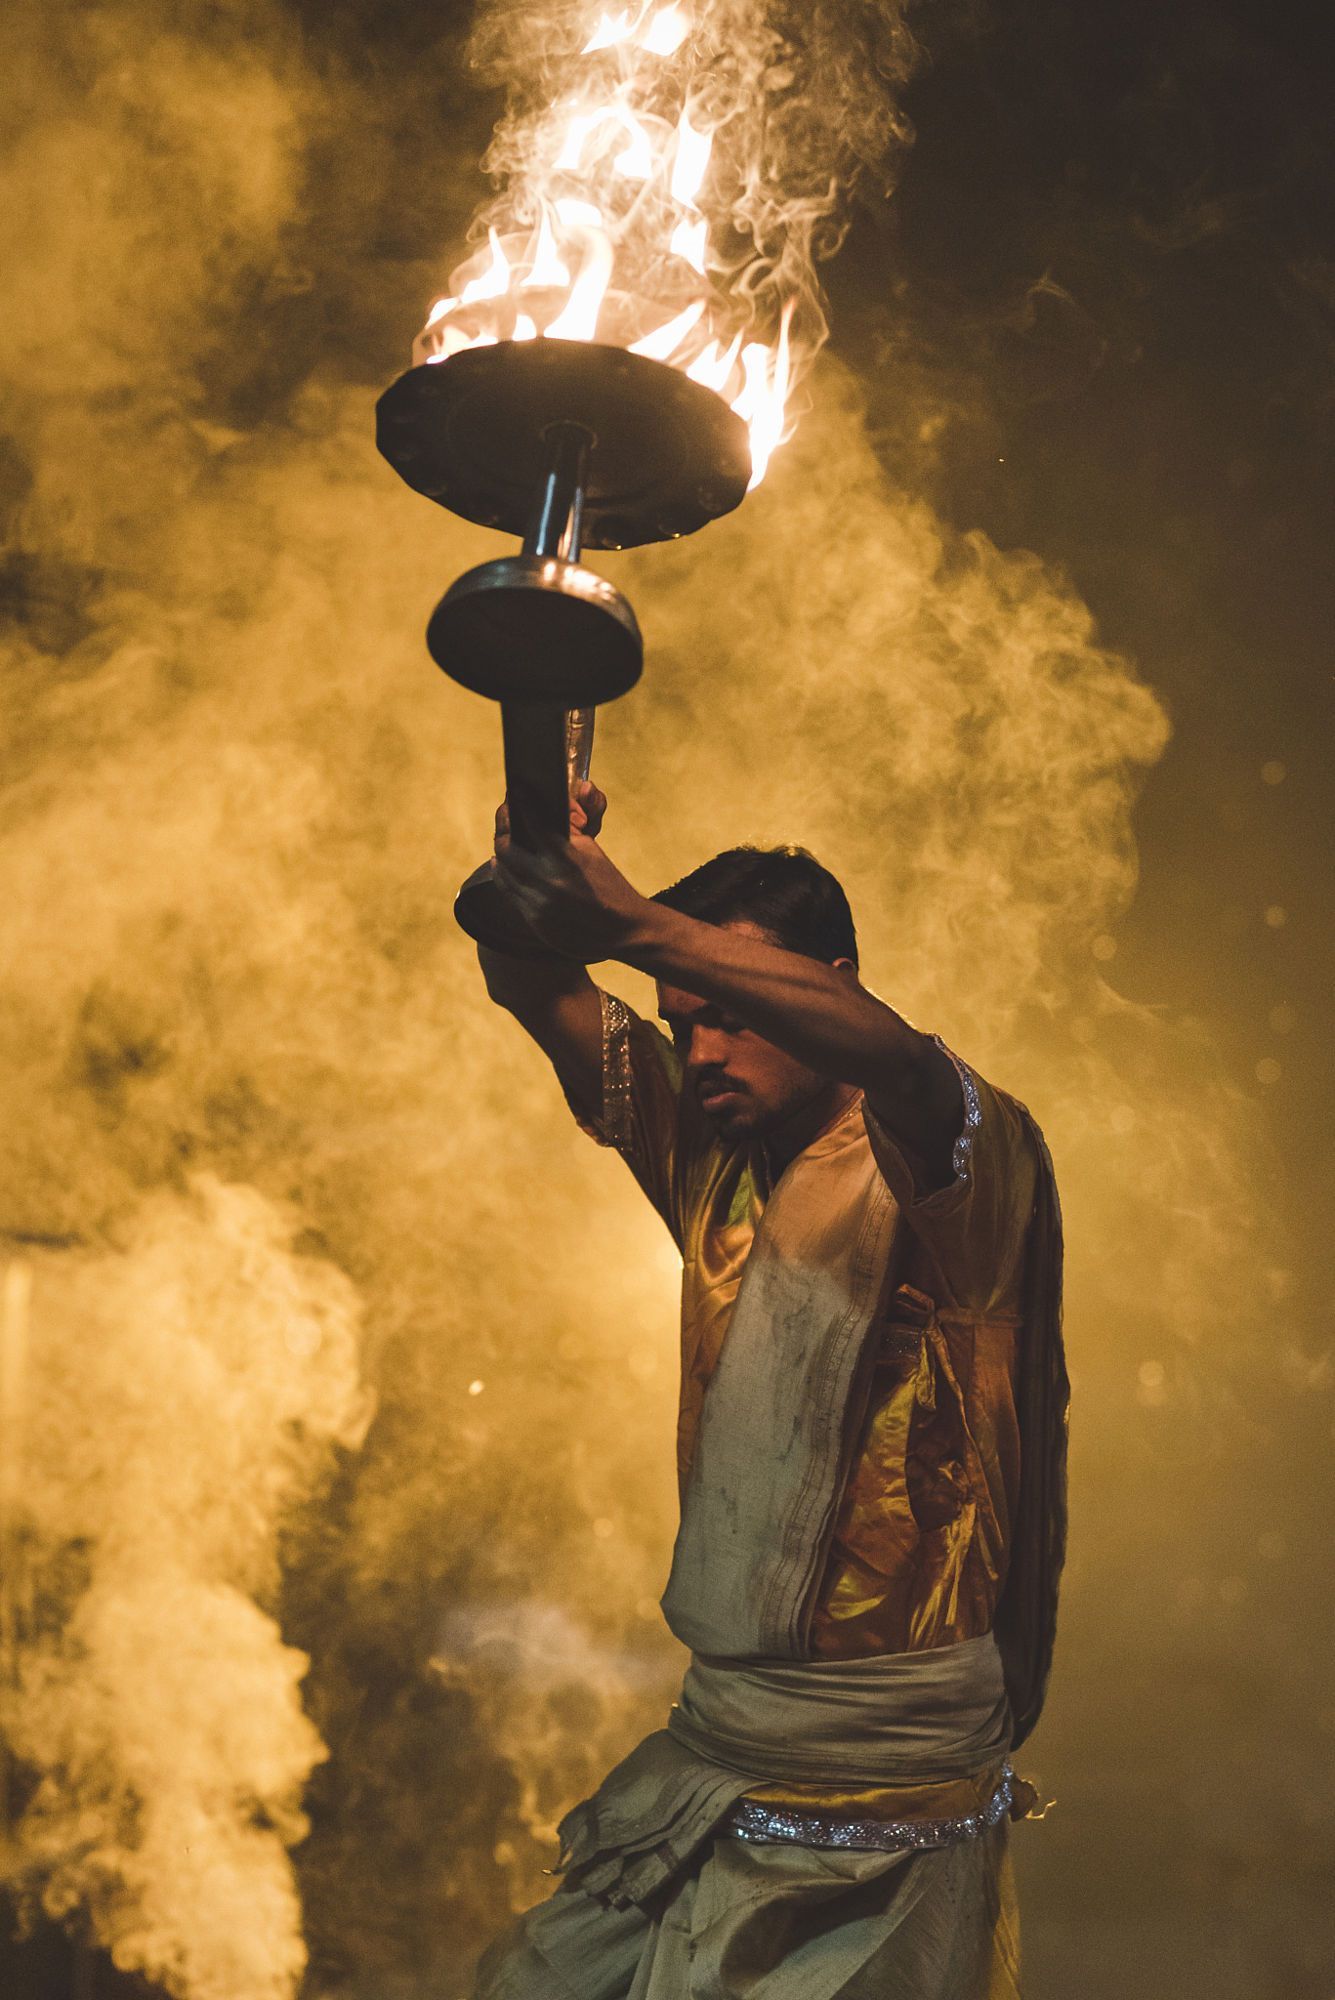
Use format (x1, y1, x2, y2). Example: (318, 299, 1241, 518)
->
(454, 706, 601, 957)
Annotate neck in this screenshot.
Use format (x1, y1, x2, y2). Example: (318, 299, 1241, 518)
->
(762, 1080, 861, 1180)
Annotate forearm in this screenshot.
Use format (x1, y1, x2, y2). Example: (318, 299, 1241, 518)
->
(477, 942, 605, 1126)
(619, 903, 932, 1096)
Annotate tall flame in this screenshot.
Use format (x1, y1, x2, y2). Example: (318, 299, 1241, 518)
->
(413, 0, 797, 485)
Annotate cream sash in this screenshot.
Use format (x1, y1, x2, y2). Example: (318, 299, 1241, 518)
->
(558, 1636, 1011, 1908)
(669, 1633, 1011, 1786)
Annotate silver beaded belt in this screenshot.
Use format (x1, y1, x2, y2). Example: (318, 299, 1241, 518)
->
(724, 1763, 1014, 1853)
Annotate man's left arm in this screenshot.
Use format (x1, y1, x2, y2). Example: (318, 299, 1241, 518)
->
(491, 830, 963, 1186)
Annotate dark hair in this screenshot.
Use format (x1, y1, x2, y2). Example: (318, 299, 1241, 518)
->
(651, 846, 858, 969)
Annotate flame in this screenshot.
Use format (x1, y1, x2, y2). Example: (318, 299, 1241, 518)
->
(555, 103, 655, 181)
(545, 205, 614, 341)
(641, 6, 691, 55)
(685, 332, 741, 392)
(628, 297, 704, 359)
(582, 7, 637, 52)
(413, 2, 796, 486)
(668, 107, 711, 208)
(612, 115, 655, 182)
(460, 229, 511, 306)
(669, 214, 707, 274)
(582, 2, 690, 55)
(733, 303, 794, 489)
(522, 212, 569, 290)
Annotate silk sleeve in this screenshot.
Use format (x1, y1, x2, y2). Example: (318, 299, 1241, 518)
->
(862, 1039, 1040, 1315)
(572, 990, 686, 1239)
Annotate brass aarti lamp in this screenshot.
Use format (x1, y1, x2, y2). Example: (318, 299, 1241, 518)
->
(376, 338, 750, 954)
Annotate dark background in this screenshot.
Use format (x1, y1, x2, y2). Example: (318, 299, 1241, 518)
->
(843, 8, 1334, 1983)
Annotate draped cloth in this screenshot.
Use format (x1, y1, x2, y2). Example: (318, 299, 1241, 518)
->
(474, 1011, 1066, 1997)
(653, 1073, 1067, 1752)
(472, 1817, 1019, 2000)
(475, 1638, 1021, 2000)
(579, 997, 1068, 1725)
(670, 1636, 1012, 1790)
(990, 1109, 1068, 1750)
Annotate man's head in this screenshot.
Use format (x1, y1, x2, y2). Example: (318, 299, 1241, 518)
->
(651, 846, 858, 1141)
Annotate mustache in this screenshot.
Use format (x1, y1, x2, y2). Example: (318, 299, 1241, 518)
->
(696, 1074, 746, 1099)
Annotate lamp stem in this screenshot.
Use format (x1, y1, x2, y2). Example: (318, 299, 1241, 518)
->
(505, 424, 597, 854)
(524, 424, 592, 561)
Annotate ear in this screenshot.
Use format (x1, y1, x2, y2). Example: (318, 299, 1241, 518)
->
(831, 957, 859, 979)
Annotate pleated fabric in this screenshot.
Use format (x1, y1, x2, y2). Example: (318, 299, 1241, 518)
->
(473, 1817, 1021, 2000)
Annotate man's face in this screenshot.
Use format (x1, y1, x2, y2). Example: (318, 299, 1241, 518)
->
(655, 922, 839, 1142)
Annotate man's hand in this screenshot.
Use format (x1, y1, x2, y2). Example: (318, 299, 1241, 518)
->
(494, 778, 608, 849)
(492, 782, 652, 962)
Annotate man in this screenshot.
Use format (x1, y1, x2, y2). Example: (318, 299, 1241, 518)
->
(472, 780, 1068, 2000)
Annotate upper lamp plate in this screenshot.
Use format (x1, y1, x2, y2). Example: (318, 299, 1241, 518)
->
(375, 342, 752, 551)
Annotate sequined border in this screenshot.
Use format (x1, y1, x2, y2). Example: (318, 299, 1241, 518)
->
(879, 1329, 926, 1361)
(725, 1765, 1013, 1853)
(932, 1036, 982, 1182)
(600, 992, 634, 1153)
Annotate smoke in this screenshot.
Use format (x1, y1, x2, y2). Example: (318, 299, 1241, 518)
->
(0, 0, 1298, 1996)
(2, 1180, 370, 2000)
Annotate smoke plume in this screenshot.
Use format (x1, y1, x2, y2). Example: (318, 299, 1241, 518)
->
(3, 1182, 369, 2000)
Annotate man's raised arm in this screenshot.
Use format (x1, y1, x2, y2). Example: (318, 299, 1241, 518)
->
(626, 909, 963, 1188)
(474, 786, 608, 1131)
(476, 943, 604, 1131)
(493, 823, 964, 1189)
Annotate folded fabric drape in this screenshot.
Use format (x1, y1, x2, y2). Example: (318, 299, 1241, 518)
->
(669, 1633, 1012, 1786)
(558, 1635, 1013, 1909)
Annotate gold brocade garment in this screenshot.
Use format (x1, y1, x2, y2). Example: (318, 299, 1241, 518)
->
(579, 995, 1046, 1824)
(587, 1001, 1035, 1660)
(808, 1291, 1023, 1659)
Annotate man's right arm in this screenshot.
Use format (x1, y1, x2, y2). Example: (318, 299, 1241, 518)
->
(477, 944, 605, 1133)
(475, 780, 609, 1127)
(475, 782, 685, 1232)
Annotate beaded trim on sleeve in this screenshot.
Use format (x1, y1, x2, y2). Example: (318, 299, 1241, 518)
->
(600, 992, 634, 1154)
(932, 1035, 982, 1182)
(725, 1765, 1013, 1854)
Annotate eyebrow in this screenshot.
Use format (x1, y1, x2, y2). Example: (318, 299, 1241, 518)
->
(658, 1003, 725, 1029)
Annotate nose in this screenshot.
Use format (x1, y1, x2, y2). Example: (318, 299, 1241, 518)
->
(686, 1026, 733, 1075)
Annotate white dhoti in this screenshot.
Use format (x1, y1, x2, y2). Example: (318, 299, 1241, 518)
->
(475, 1637, 1023, 2000)
(476, 1820, 1018, 2000)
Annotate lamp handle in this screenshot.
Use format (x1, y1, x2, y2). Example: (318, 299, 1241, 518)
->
(453, 704, 598, 955)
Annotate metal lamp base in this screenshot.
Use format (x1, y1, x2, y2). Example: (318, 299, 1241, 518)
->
(376, 340, 751, 551)
(453, 859, 556, 959)
(428, 553, 642, 707)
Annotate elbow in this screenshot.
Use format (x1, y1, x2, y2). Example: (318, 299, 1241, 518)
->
(477, 944, 524, 1011)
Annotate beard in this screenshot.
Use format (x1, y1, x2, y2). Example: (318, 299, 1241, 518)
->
(696, 1080, 758, 1136)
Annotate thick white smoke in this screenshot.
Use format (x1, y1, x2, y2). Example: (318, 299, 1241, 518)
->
(2, 1180, 369, 2000)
